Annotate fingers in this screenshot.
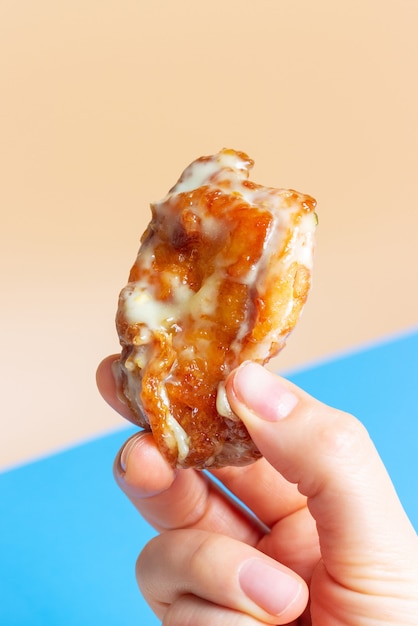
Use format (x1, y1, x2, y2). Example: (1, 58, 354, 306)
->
(211, 460, 307, 527)
(162, 594, 274, 626)
(113, 431, 264, 544)
(116, 428, 309, 536)
(99, 353, 310, 534)
(226, 362, 418, 587)
(96, 355, 136, 423)
(137, 529, 308, 625)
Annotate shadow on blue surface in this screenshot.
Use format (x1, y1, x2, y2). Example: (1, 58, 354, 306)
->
(1, 329, 417, 625)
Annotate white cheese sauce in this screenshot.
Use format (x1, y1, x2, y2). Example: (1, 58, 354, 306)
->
(116, 148, 317, 467)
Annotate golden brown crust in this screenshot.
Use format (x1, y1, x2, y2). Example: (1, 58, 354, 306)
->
(114, 149, 317, 469)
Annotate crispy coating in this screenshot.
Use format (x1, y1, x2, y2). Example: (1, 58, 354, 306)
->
(114, 149, 317, 469)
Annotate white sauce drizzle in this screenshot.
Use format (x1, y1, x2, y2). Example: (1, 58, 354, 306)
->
(216, 382, 238, 421)
(118, 149, 317, 466)
(159, 384, 190, 460)
(164, 414, 190, 461)
(123, 281, 195, 328)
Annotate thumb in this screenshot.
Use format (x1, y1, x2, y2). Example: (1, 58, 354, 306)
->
(226, 362, 417, 589)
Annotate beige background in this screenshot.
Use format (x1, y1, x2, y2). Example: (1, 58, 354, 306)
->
(1, 0, 417, 471)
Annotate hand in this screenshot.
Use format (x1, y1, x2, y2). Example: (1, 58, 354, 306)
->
(97, 358, 418, 625)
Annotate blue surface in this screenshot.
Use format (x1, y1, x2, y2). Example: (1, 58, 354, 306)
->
(1, 329, 417, 625)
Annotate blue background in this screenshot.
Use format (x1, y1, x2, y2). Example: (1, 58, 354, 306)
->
(1, 329, 417, 625)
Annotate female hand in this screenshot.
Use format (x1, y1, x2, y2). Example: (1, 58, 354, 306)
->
(97, 358, 418, 625)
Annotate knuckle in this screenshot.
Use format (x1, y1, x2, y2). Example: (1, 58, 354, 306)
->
(318, 409, 371, 462)
(187, 532, 221, 577)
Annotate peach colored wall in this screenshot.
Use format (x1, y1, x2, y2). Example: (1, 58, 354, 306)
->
(1, 0, 417, 470)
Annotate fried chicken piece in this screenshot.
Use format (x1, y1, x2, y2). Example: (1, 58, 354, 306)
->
(114, 149, 317, 469)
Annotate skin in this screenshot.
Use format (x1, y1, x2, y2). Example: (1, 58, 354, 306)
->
(96, 357, 418, 625)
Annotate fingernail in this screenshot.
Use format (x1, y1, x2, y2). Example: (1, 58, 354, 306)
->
(239, 558, 303, 617)
(119, 431, 147, 472)
(231, 362, 299, 421)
